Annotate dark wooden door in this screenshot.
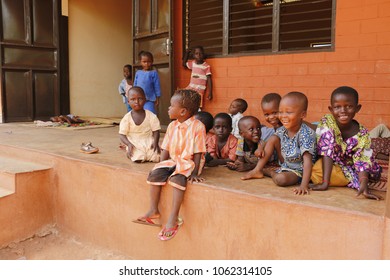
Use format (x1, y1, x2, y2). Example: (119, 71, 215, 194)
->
(0, 0, 65, 122)
(133, 0, 172, 127)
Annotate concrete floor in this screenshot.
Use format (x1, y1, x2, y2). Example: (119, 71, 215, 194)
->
(0, 121, 386, 217)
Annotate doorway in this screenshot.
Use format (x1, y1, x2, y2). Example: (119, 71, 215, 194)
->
(132, 0, 173, 127)
(0, 0, 67, 122)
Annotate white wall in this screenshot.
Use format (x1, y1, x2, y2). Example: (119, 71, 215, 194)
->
(68, 0, 132, 118)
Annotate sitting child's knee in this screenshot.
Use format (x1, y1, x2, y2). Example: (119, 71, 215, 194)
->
(273, 174, 290, 186)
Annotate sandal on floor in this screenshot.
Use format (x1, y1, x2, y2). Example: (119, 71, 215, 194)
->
(132, 215, 162, 227)
(158, 217, 184, 241)
(80, 142, 99, 154)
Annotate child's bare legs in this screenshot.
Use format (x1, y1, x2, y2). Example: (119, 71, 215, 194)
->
(165, 187, 184, 230)
(143, 184, 162, 218)
(270, 171, 300, 187)
(241, 135, 280, 180)
(310, 156, 333, 191)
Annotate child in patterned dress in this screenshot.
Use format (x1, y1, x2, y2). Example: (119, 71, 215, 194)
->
(310, 86, 382, 200)
(241, 92, 317, 196)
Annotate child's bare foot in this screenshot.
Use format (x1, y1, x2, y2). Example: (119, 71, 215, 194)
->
(241, 169, 264, 180)
(309, 183, 329, 191)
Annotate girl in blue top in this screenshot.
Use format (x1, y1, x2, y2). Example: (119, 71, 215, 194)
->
(133, 51, 161, 114)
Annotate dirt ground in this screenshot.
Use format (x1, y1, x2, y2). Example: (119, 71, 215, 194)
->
(0, 225, 130, 260)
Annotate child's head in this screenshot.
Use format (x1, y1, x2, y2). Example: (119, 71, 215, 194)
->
(261, 93, 282, 128)
(195, 111, 214, 133)
(168, 89, 201, 121)
(238, 116, 262, 143)
(191, 45, 205, 64)
(228, 98, 248, 116)
(279, 91, 308, 130)
(213, 113, 233, 140)
(329, 86, 361, 126)
(127, 86, 146, 111)
(123, 64, 132, 79)
(138, 51, 153, 71)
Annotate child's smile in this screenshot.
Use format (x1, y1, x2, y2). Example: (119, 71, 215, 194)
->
(278, 97, 306, 132)
(329, 93, 361, 127)
(262, 100, 281, 128)
(239, 119, 261, 143)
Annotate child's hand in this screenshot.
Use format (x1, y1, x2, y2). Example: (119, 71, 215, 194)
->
(356, 185, 383, 200)
(151, 143, 161, 154)
(126, 145, 134, 159)
(254, 147, 265, 158)
(188, 174, 204, 183)
(293, 185, 310, 195)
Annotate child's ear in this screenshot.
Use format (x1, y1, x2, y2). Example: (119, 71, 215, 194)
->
(356, 104, 362, 113)
(301, 110, 307, 119)
(180, 108, 187, 117)
(328, 105, 333, 112)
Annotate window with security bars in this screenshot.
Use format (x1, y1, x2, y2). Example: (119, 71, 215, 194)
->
(183, 0, 334, 56)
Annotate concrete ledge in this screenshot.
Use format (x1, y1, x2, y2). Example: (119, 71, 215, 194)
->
(0, 126, 389, 259)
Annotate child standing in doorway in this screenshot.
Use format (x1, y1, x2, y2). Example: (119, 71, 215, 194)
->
(133, 89, 206, 241)
(134, 51, 161, 114)
(241, 92, 317, 196)
(183, 46, 213, 109)
(118, 64, 133, 112)
(119, 86, 161, 163)
(310, 86, 382, 200)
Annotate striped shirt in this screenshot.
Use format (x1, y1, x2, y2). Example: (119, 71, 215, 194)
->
(152, 116, 206, 177)
(186, 61, 211, 95)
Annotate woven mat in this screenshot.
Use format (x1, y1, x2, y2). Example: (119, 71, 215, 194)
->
(26, 121, 115, 130)
(368, 159, 388, 192)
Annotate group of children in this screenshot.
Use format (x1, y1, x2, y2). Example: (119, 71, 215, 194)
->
(118, 46, 212, 113)
(117, 46, 386, 242)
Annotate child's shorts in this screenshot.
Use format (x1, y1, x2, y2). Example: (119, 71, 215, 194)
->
(310, 158, 349, 187)
(147, 166, 188, 191)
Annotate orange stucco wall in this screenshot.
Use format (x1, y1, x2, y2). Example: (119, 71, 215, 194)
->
(174, 0, 390, 130)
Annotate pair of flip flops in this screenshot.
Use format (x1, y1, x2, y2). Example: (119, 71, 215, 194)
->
(132, 215, 183, 241)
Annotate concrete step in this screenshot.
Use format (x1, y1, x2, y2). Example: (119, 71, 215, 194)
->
(0, 156, 51, 198)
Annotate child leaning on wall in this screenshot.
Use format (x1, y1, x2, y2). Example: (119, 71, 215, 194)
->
(182, 45, 212, 109)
